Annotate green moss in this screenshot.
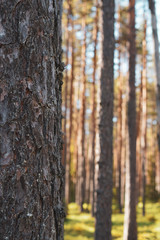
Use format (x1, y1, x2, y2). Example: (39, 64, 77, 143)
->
(64, 202, 160, 240)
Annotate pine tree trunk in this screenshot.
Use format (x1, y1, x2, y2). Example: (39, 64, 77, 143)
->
(141, 20, 147, 216)
(65, 1, 75, 205)
(136, 72, 142, 203)
(76, 87, 81, 205)
(121, 86, 127, 209)
(90, 0, 99, 216)
(86, 138, 91, 204)
(123, 0, 137, 239)
(95, 0, 115, 239)
(148, 0, 160, 176)
(75, 90, 81, 204)
(93, 77, 101, 219)
(117, 50, 123, 213)
(64, 0, 70, 206)
(78, 16, 87, 212)
(0, 1, 65, 239)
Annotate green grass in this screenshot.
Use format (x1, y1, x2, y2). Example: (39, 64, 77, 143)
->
(64, 202, 160, 240)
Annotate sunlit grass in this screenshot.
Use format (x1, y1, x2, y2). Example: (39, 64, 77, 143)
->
(64, 202, 160, 240)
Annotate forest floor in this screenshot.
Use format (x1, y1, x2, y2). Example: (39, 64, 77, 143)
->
(64, 201, 160, 240)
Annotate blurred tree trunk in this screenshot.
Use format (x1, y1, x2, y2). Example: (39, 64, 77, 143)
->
(0, 1, 65, 239)
(90, 0, 99, 217)
(148, 0, 160, 187)
(64, 0, 70, 206)
(141, 20, 147, 216)
(114, 121, 118, 192)
(117, 50, 123, 213)
(116, 6, 123, 213)
(123, 0, 137, 239)
(68, 1, 75, 204)
(62, 16, 69, 167)
(136, 71, 142, 203)
(86, 137, 92, 204)
(95, 0, 115, 239)
(75, 88, 81, 204)
(93, 75, 101, 219)
(121, 86, 127, 209)
(78, 14, 87, 212)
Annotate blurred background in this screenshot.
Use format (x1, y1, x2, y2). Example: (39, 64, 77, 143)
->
(61, 0, 160, 239)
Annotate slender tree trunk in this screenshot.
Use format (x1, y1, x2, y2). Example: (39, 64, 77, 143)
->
(117, 50, 123, 213)
(75, 91, 81, 204)
(141, 20, 147, 216)
(93, 75, 101, 218)
(0, 1, 65, 239)
(148, 0, 160, 175)
(136, 71, 142, 203)
(121, 85, 127, 208)
(67, 1, 75, 205)
(86, 137, 92, 204)
(95, 0, 115, 239)
(76, 77, 81, 205)
(64, 0, 70, 206)
(117, 6, 123, 213)
(123, 0, 137, 239)
(78, 15, 87, 212)
(114, 122, 119, 190)
(90, 0, 99, 216)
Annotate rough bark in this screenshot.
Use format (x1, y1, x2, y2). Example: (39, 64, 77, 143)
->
(0, 1, 65, 239)
(123, 0, 137, 239)
(95, 0, 115, 239)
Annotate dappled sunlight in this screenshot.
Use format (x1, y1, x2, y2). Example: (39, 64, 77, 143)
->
(65, 202, 160, 240)
(65, 203, 95, 240)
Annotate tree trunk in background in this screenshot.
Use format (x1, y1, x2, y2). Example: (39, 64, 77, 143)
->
(62, 21, 69, 167)
(64, 0, 70, 206)
(121, 86, 127, 209)
(148, 0, 160, 177)
(117, 50, 123, 213)
(78, 15, 87, 212)
(90, 0, 99, 217)
(95, 0, 115, 239)
(75, 87, 81, 204)
(0, 1, 65, 239)
(123, 0, 137, 239)
(141, 20, 147, 216)
(93, 70, 101, 219)
(67, 1, 75, 205)
(136, 72, 142, 203)
(86, 137, 92, 204)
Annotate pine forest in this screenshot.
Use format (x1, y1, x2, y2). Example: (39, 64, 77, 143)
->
(1, 0, 160, 240)
(62, 0, 160, 239)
